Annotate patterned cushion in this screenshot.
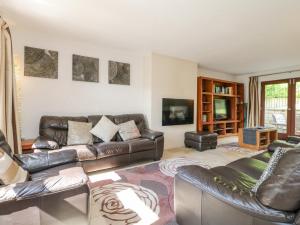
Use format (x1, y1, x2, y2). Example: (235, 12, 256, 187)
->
(0, 147, 28, 185)
(118, 120, 141, 141)
(89, 116, 119, 143)
(252, 148, 286, 192)
(67, 121, 93, 145)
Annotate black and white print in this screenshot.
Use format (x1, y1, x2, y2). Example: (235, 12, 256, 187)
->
(72, 54, 99, 82)
(108, 60, 130, 85)
(24, 46, 58, 79)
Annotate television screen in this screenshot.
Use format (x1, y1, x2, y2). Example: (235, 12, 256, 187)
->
(162, 98, 194, 126)
(214, 98, 230, 120)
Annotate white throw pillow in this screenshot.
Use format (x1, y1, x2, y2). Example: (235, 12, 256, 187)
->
(67, 121, 93, 145)
(89, 116, 119, 142)
(118, 120, 141, 141)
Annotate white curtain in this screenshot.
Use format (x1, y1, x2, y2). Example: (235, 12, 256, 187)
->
(247, 76, 260, 128)
(0, 17, 21, 154)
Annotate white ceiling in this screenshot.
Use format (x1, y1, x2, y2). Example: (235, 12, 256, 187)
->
(1, 0, 300, 75)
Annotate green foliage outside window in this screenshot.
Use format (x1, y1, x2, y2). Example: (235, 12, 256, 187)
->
(265, 83, 300, 98)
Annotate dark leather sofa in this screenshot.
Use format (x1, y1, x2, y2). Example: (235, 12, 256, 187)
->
(33, 114, 164, 172)
(0, 130, 89, 225)
(0, 114, 164, 225)
(175, 149, 300, 225)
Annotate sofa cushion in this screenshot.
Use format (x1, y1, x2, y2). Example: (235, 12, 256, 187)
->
(125, 138, 155, 153)
(67, 121, 93, 145)
(257, 148, 300, 211)
(227, 158, 267, 180)
(0, 147, 28, 185)
(211, 166, 257, 191)
(30, 162, 83, 181)
(93, 142, 129, 159)
(251, 151, 272, 163)
(39, 116, 88, 146)
(118, 120, 141, 141)
(36, 145, 97, 161)
(90, 116, 119, 143)
(0, 163, 87, 203)
(252, 148, 286, 193)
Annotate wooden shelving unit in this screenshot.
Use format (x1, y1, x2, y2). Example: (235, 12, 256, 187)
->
(197, 76, 245, 137)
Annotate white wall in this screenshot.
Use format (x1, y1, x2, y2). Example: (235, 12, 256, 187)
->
(150, 54, 198, 149)
(198, 66, 235, 81)
(11, 26, 235, 148)
(149, 54, 234, 149)
(12, 26, 149, 139)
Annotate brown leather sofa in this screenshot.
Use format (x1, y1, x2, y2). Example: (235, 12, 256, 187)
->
(175, 150, 300, 225)
(0, 114, 164, 225)
(33, 114, 164, 172)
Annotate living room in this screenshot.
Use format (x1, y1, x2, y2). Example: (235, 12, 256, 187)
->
(0, 1, 299, 225)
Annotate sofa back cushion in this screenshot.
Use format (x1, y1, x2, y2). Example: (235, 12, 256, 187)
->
(257, 148, 300, 211)
(113, 114, 146, 131)
(39, 116, 88, 146)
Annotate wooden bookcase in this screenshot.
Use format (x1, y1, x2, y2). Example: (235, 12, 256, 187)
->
(197, 76, 245, 137)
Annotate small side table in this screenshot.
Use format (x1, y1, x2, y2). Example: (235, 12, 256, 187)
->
(238, 128, 278, 151)
(21, 139, 35, 154)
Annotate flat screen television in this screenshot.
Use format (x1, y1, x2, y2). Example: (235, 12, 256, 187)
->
(214, 98, 230, 120)
(162, 98, 194, 126)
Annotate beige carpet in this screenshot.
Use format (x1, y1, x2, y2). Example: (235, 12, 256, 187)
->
(163, 143, 262, 168)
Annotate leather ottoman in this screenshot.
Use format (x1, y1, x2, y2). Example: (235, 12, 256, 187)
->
(184, 131, 217, 151)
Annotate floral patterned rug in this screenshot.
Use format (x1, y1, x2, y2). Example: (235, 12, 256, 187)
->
(88, 143, 261, 225)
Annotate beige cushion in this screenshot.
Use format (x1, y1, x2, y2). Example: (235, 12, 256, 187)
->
(0, 147, 28, 185)
(67, 121, 93, 145)
(118, 120, 141, 141)
(37, 145, 97, 161)
(89, 116, 119, 142)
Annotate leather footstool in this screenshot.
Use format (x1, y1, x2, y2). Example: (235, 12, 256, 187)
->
(184, 131, 217, 151)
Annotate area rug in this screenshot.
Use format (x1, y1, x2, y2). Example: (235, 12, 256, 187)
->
(88, 143, 263, 225)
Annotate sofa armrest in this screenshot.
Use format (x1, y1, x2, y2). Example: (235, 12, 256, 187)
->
(268, 140, 296, 152)
(175, 165, 294, 223)
(141, 129, 163, 140)
(32, 136, 59, 150)
(287, 136, 300, 144)
(15, 150, 77, 173)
